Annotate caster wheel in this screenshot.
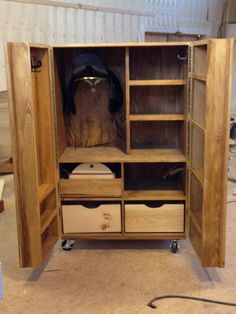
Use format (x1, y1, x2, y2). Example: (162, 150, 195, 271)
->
(170, 240, 179, 254)
(61, 239, 75, 251)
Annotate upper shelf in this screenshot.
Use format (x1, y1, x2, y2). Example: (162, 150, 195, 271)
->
(59, 147, 187, 163)
(130, 114, 185, 121)
(129, 80, 186, 86)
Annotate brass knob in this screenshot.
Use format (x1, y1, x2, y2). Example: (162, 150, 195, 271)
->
(101, 224, 107, 230)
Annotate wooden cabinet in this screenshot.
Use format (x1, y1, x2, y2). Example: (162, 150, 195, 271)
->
(5, 40, 234, 268)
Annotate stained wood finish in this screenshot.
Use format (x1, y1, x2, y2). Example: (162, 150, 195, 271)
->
(62, 204, 121, 233)
(60, 179, 122, 197)
(189, 39, 234, 267)
(125, 203, 184, 233)
(6, 43, 59, 267)
(6, 43, 42, 267)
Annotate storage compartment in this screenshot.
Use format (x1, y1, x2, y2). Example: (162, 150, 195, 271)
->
(124, 163, 186, 192)
(129, 46, 188, 80)
(193, 44, 208, 76)
(130, 121, 185, 150)
(53, 47, 126, 154)
(59, 163, 122, 197)
(130, 85, 185, 115)
(125, 201, 184, 232)
(190, 126, 204, 182)
(192, 80, 206, 127)
(62, 201, 121, 233)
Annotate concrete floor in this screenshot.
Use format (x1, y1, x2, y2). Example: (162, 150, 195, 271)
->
(0, 175, 236, 314)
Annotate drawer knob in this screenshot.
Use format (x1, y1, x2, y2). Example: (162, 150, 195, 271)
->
(101, 224, 107, 230)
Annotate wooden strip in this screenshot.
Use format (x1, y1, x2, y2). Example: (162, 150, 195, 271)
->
(53, 42, 190, 48)
(129, 80, 186, 86)
(38, 183, 55, 203)
(192, 39, 209, 46)
(191, 167, 203, 187)
(191, 73, 207, 82)
(10, 0, 154, 16)
(130, 114, 185, 121)
(124, 190, 186, 200)
(61, 233, 185, 240)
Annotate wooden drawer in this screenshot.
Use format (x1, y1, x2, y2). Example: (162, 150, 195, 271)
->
(125, 203, 184, 233)
(62, 203, 121, 233)
(60, 179, 122, 197)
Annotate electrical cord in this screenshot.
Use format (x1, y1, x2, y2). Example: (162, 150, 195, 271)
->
(147, 295, 236, 309)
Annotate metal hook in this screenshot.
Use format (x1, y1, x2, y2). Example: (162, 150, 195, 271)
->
(31, 59, 42, 72)
(176, 53, 188, 64)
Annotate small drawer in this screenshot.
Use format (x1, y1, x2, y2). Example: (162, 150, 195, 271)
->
(60, 179, 122, 197)
(125, 203, 184, 233)
(62, 203, 121, 233)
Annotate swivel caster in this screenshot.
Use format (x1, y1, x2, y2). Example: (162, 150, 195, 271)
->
(170, 240, 179, 254)
(61, 239, 75, 251)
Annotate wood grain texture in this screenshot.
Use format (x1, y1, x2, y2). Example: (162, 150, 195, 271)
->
(129, 80, 186, 86)
(201, 39, 234, 267)
(125, 203, 184, 233)
(59, 146, 187, 163)
(62, 204, 121, 233)
(130, 114, 184, 121)
(60, 179, 122, 197)
(124, 190, 185, 200)
(6, 43, 42, 267)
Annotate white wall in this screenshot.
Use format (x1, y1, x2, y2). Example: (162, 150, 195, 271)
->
(0, 0, 224, 91)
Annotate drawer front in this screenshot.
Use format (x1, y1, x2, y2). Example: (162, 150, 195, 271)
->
(60, 179, 122, 197)
(62, 204, 121, 233)
(125, 203, 184, 233)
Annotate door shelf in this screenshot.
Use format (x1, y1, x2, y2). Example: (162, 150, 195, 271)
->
(130, 114, 185, 121)
(41, 207, 58, 234)
(123, 190, 185, 200)
(129, 80, 186, 86)
(191, 73, 207, 82)
(189, 210, 202, 235)
(38, 183, 56, 203)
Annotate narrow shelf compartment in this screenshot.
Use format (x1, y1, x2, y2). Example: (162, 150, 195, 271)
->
(38, 183, 56, 203)
(130, 121, 185, 150)
(124, 163, 186, 192)
(41, 216, 58, 260)
(130, 114, 185, 121)
(193, 44, 208, 76)
(130, 85, 185, 115)
(124, 190, 185, 201)
(41, 208, 58, 234)
(129, 80, 186, 86)
(191, 73, 207, 82)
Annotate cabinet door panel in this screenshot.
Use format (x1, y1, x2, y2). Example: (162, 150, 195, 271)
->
(189, 39, 234, 267)
(6, 43, 59, 267)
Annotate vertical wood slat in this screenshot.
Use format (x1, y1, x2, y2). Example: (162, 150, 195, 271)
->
(125, 47, 130, 153)
(5, 43, 42, 267)
(202, 39, 234, 267)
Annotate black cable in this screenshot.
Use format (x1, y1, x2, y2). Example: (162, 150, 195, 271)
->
(227, 200, 236, 204)
(147, 295, 236, 309)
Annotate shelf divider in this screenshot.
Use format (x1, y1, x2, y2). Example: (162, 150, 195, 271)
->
(130, 114, 185, 121)
(124, 190, 186, 200)
(129, 79, 186, 86)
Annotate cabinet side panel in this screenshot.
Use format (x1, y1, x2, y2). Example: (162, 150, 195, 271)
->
(202, 39, 234, 267)
(5, 43, 42, 267)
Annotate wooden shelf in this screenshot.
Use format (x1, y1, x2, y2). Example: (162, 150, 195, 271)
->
(191, 168, 204, 186)
(38, 183, 56, 203)
(59, 147, 187, 163)
(129, 80, 186, 86)
(191, 73, 207, 82)
(124, 190, 185, 200)
(130, 114, 185, 121)
(41, 208, 58, 234)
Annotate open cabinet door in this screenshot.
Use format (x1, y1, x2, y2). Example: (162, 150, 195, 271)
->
(6, 43, 60, 267)
(188, 39, 234, 267)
